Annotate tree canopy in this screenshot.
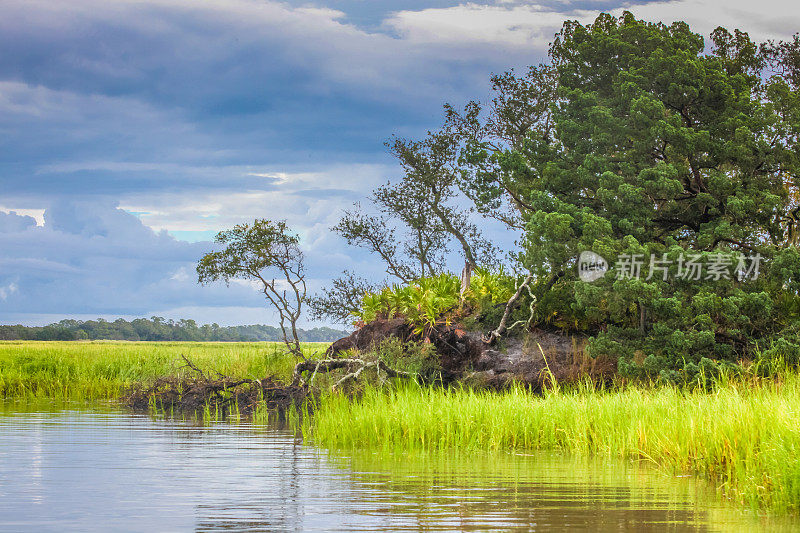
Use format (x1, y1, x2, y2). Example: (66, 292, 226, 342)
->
(197, 220, 309, 358)
(321, 12, 800, 379)
(0, 318, 346, 342)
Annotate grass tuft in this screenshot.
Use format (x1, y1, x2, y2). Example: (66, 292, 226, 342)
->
(307, 376, 800, 514)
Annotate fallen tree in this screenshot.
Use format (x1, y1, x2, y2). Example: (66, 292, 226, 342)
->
(125, 355, 307, 414)
(291, 357, 414, 389)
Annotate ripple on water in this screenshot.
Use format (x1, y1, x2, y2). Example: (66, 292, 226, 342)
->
(0, 404, 793, 532)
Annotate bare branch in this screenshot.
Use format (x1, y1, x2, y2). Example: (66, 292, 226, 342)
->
(483, 272, 534, 345)
(197, 219, 308, 361)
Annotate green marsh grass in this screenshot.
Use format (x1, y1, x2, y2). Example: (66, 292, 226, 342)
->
(0, 340, 325, 400)
(5, 340, 800, 515)
(306, 376, 800, 514)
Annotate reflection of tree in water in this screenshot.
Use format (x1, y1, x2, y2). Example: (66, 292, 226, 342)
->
(190, 439, 750, 532)
(323, 452, 721, 532)
(193, 433, 308, 532)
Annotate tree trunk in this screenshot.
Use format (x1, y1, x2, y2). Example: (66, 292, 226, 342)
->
(460, 260, 473, 299)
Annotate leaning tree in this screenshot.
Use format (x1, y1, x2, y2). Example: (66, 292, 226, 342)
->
(197, 219, 307, 360)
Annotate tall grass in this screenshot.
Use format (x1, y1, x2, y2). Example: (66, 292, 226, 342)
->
(0, 341, 324, 399)
(307, 376, 800, 514)
(6, 340, 800, 515)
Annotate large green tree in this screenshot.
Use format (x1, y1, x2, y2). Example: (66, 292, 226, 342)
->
(455, 13, 800, 378)
(324, 12, 800, 378)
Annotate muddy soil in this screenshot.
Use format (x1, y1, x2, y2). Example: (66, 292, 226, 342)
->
(467, 328, 617, 389)
(128, 321, 616, 415)
(327, 320, 616, 389)
(326, 318, 484, 382)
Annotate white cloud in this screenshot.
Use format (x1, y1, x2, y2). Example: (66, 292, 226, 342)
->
(612, 0, 800, 42)
(0, 207, 44, 227)
(118, 163, 390, 235)
(230, 279, 263, 292)
(170, 266, 190, 282)
(386, 3, 596, 48)
(0, 283, 17, 300)
(385, 0, 800, 51)
(247, 172, 290, 183)
(0, 0, 492, 111)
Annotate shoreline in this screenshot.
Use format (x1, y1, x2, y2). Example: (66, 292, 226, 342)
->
(2, 340, 799, 516)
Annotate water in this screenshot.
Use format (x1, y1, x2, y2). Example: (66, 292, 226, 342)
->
(0, 404, 794, 532)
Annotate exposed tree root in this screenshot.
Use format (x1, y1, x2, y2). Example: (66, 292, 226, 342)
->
(125, 354, 417, 416)
(125, 355, 307, 414)
(291, 358, 414, 389)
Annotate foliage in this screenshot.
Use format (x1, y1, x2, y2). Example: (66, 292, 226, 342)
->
(370, 338, 440, 377)
(352, 269, 520, 334)
(330, 118, 501, 285)
(439, 13, 800, 376)
(197, 220, 308, 359)
(355, 274, 462, 335)
(0, 317, 347, 342)
(468, 267, 514, 304)
(381, 132, 498, 269)
(333, 207, 427, 282)
(308, 270, 376, 325)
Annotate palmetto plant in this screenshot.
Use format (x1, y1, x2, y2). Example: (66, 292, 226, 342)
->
(468, 267, 513, 304)
(354, 271, 520, 335)
(354, 274, 462, 335)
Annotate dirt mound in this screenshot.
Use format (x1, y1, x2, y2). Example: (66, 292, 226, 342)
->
(326, 319, 484, 381)
(469, 328, 617, 389)
(326, 321, 616, 389)
(326, 319, 415, 355)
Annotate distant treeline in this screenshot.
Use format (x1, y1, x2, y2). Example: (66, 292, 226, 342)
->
(0, 317, 348, 342)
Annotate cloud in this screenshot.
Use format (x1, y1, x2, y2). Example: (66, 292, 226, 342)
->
(0, 198, 382, 326)
(0, 200, 244, 317)
(386, 0, 800, 51)
(116, 163, 394, 286)
(0, 283, 17, 301)
(0, 80, 232, 198)
(385, 3, 596, 48)
(118, 164, 386, 233)
(2, 0, 797, 326)
(611, 0, 800, 42)
(0, 0, 503, 135)
(0, 0, 539, 220)
(0, 211, 37, 233)
(0, 207, 44, 226)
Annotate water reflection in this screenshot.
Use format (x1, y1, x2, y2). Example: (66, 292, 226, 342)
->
(325, 453, 729, 532)
(0, 403, 792, 532)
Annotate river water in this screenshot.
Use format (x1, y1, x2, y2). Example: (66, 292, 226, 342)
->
(0, 403, 794, 532)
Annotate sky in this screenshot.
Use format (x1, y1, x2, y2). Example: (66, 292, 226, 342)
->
(1, 0, 799, 327)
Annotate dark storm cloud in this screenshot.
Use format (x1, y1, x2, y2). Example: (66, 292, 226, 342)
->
(0, 201, 267, 317)
(2, 0, 795, 325)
